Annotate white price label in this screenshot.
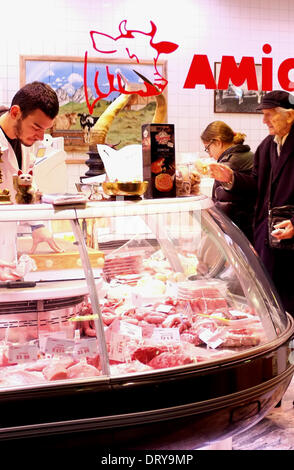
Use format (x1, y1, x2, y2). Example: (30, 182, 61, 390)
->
(120, 321, 142, 339)
(39, 332, 67, 353)
(156, 304, 174, 314)
(108, 333, 130, 363)
(45, 337, 75, 356)
(8, 344, 39, 363)
(198, 330, 224, 349)
(152, 327, 180, 343)
(73, 338, 98, 358)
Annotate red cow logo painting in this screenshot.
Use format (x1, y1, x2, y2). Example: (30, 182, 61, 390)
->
(84, 20, 179, 114)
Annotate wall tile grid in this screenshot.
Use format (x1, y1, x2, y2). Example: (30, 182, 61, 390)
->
(1, 0, 294, 185)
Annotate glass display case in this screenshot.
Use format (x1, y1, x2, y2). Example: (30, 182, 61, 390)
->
(0, 196, 293, 451)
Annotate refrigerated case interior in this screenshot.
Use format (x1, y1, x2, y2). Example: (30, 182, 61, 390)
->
(0, 196, 287, 388)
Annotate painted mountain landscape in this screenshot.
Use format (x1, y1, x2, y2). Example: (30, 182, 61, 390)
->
(25, 59, 161, 148)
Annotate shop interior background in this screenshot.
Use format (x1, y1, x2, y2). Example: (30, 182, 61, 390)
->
(1, 0, 293, 189)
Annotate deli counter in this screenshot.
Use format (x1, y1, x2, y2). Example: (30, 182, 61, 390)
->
(0, 195, 293, 451)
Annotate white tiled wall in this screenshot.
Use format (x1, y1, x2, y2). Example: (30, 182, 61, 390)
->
(2, 0, 294, 184)
(67, 163, 88, 192)
(63, 146, 91, 190)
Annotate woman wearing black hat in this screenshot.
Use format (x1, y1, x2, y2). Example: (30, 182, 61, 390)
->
(207, 90, 294, 317)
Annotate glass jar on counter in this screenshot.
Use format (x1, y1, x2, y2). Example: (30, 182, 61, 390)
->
(176, 163, 201, 197)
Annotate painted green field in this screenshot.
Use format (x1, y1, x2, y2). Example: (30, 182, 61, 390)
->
(59, 100, 156, 149)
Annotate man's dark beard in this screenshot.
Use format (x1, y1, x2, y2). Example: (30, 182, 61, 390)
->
(13, 118, 31, 147)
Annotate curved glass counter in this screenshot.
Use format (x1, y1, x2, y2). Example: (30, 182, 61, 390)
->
(0, 196, 292, 449)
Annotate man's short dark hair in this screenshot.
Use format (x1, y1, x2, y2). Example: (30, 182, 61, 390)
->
(11, 81, 59, 119)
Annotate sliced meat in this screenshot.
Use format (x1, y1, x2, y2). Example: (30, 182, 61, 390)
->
(222, 332, 260, 348)
(148, 352, 194, 369)
(42, 363, 68, 381)
(180, 332, 203, 346)
(110, 360, 153, 376)
(132, 345, 168, 364)
(0, 370, 46, 387)
(67, 362, 100, 379)
(25, 358, 52, 372)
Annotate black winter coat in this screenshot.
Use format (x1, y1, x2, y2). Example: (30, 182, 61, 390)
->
(212, 144, 255, 242)
(230, 125, 294, 315)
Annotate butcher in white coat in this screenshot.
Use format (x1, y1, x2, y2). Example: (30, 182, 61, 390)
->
(0, 81, 63, 280)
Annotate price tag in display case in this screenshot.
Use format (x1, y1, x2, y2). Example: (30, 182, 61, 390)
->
(152, 327, 180, 343)
(109, 333, 132, 363)
(120, 320, 142, 339)
(198, 329, 224, 349)
(156, 304, 174, 314)
(73, 338, 98, 358)
(8, 343, 39, 363)
(44, 337, 75, 356)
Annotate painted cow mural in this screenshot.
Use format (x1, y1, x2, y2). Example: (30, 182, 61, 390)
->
(84, 20, 179, 114)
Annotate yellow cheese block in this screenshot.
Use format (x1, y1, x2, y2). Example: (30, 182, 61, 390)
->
(17, 238, 104, 271)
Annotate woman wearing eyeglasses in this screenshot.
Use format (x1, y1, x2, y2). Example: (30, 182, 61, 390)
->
(200, 120, 255, 242)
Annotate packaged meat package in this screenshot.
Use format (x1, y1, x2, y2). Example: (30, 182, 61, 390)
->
(177, 279, 228, 300)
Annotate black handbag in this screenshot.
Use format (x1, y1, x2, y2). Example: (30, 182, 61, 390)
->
(268, 166, 294, 249)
